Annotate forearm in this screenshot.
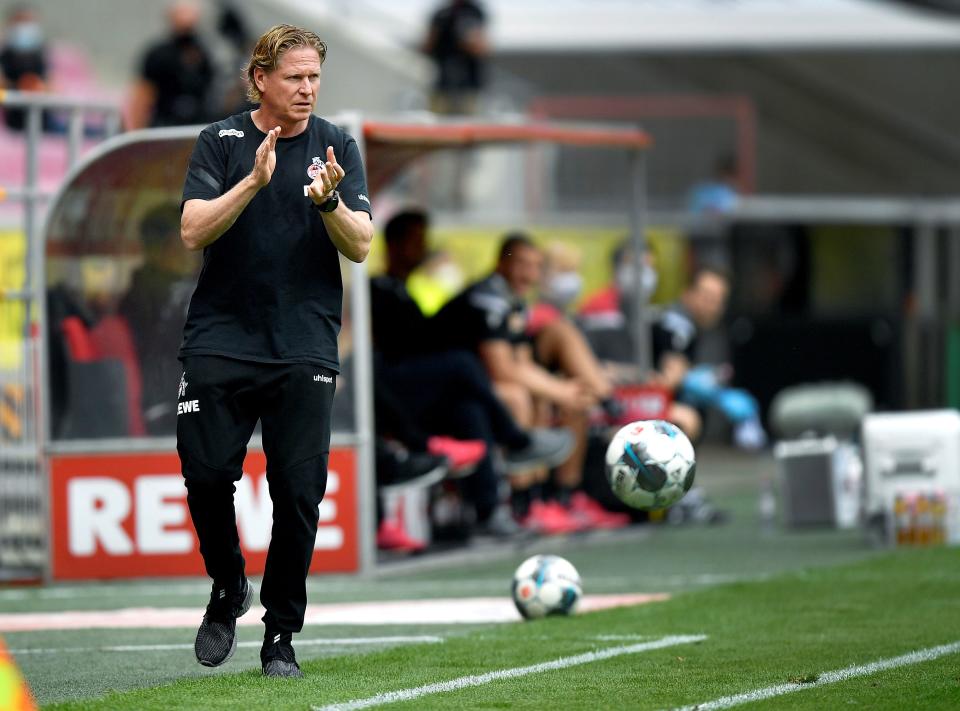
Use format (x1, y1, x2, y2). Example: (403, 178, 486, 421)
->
(514, 361, 572, 404)
(181, 175, 260, 251)
(322, 203, 373, 263)
(484, 342, 565, 404)
(658, 354, 689, 392)
(126, 80, 154, 130)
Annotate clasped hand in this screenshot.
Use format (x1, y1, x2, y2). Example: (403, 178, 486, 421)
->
(251, 129, 345, 205)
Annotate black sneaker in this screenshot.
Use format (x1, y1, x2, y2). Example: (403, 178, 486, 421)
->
(377, 441, 448, 491)
(504, 428, 574, 475)
(261, 632, 303, 678)
(194, 578, 253, 667)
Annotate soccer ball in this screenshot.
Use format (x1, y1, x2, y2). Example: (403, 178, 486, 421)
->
(605, 419, 696, 510)
(511, 554, 582, 620)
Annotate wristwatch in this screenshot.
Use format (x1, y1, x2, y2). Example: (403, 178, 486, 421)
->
(313, 190, 340, 213)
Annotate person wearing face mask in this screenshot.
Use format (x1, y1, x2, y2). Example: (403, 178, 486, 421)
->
(579, 240, 659, 364)
(127, 0, 214, 129)
(577, 240, 701, 441)
(528, 241, 615, 411)
(0, 5, 50, 131)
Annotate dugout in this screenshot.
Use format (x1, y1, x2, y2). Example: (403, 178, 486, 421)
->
(35, 115, 651, 581)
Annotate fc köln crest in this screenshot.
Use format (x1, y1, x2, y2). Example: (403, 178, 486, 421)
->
(307, 157, 323, 180)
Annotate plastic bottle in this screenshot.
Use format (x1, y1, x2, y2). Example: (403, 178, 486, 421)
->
(931, 491, 947, 545)
(915, 494, 932, 546)
(893, 493, 910, 546)
(758, 478, 776, 533)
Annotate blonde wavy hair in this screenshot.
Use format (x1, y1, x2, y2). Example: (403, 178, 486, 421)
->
(245, 24, 327, 103)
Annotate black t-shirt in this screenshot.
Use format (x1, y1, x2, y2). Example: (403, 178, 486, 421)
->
(0, 45, 45, 84)
(651, 303, 698, 367)
(427, 0, 486, 92)
(431, 273, 527, 353)
(180, 111, 372, 371)
(0, 45, 47, 130)
(141, 33, 214, 127)
(369, 274, 434, 362)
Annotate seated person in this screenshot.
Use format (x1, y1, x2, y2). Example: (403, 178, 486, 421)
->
(118, 203, 199, 434)
(432, 233, 628, 533)
(370, 210, 572, 539)
(653, 265, 766, 450)
(579, 239, 702, 440)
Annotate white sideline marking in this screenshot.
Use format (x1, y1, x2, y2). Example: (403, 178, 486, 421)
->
(594, 634, 650, 641)
(312, 634, 707, 711)
(0, 593, 666, 631)
(9, 635, 443, 656)
(672, 640, 960, 711)
(0, 574, 727, 601)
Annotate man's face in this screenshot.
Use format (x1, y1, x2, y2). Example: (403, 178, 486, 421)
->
(686, 272, 729, 328)
(168, 1, 200, 35)
(255, 46, 322, 125)
(500, 245, 543, 298)
(394, 224, 427, 273)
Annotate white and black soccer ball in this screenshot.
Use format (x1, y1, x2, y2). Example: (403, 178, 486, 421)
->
(605, 419, 696, 510)
(511, 554, 582, 620)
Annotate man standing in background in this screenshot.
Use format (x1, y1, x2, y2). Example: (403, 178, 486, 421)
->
(423, 0, 489, 115)
(128, 0, 214, 128)
(0, 4, 50, 130)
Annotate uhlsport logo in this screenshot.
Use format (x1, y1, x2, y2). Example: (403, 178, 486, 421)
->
(358, 193, 370, 205)
(218, 128, 244, 138)
(314, 373, 333, 384)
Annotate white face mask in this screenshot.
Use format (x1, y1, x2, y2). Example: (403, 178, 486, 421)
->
(615, 263, 658, 299)
(429, 261, 464, 292)
(543, 271, 583, 309)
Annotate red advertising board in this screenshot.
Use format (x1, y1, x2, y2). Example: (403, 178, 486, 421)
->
(50, 448, 358, 580)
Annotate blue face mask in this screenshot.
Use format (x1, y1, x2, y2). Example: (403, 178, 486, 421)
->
(7, 22, 44, 52)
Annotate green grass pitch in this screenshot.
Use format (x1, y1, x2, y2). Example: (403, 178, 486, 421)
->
(30, 547, 960, 710)
(4, 448, 958, 710)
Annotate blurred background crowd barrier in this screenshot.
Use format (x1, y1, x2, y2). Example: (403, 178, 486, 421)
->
(2, 0, 960, 579)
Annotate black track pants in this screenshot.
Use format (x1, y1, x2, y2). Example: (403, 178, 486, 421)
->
(176, 355, 336, 635)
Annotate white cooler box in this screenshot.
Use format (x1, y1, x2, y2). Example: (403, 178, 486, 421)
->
(862, 409, 960, 544)
(774, 436, 862, 528)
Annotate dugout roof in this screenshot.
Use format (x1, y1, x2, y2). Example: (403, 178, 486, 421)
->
(44, 117, 650, 251)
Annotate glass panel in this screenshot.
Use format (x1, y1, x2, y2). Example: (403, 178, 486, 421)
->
(45, 133, 359, 439)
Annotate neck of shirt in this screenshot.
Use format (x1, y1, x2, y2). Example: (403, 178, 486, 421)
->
(249, 108, 310, 139)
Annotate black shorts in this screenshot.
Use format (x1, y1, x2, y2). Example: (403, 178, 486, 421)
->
(176, 355, 337, 480)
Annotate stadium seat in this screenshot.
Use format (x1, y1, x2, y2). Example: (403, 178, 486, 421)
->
(58, 315, 144, 437)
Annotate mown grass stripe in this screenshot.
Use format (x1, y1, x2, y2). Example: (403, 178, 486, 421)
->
(673, 639, 960, 710)
(312, 634, 707, 711)
(10, 635, 443, 655)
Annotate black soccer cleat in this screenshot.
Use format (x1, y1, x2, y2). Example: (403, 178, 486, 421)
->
(261, 632, 303, 678)
(194, 578, 254, 667)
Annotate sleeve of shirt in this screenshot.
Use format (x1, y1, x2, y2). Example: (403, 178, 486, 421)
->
(653, 311, 696, 361)
(336, 135, 372, 217)
(181, 128, 226, 208)
(141, 46, 161, 83)
(467, 290, 512, 342)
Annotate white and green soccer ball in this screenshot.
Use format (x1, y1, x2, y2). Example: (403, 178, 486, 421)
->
(511, 554, 582, 620)
(605, 419, 696, 510)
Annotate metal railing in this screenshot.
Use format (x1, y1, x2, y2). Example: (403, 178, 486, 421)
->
(0, 90, 121, 579)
